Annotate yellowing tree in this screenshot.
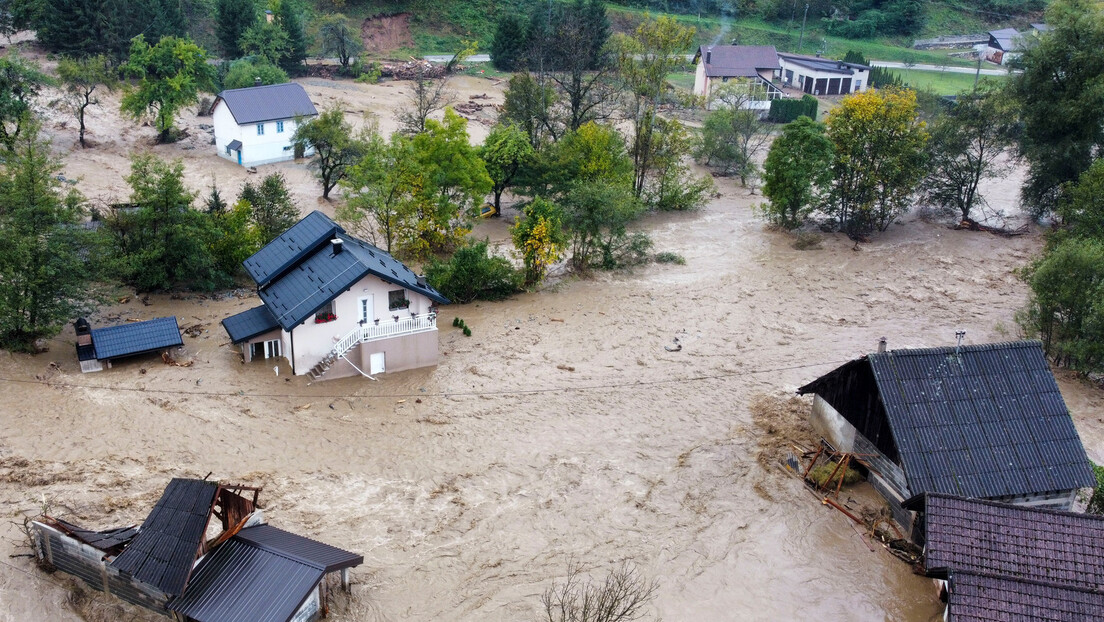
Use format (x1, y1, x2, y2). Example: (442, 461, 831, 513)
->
(512, 197, 566, 286)
(824, 88, 928, 236)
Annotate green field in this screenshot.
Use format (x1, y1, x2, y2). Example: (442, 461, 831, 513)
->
(891, 68, 1009, 95)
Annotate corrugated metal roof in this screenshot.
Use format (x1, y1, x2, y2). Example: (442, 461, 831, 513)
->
(236, 524, 363, 572)
(923, 494, 1104, 589)
(90, 317, 183, 361)
(111, 479, 218, 596)
(222, 305, 280, 344)
(240, 211, 449, 331)
(946, 571, 1104, 621)
(799, 341, 1095, 500)
(167, 524, 361, 622)
(214, 83, 318, 125)
(695, 45, 778, 78)
(989, 28, 1021, 51)
(53, 519, 138, 553)
(168, 537, 323, 622)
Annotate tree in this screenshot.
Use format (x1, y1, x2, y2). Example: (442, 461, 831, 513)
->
(215, 0, 257, 58)
(645, 116, 712, 211)
(561, 181, 647, 271)
(424, 240, 521, 304)
(695, 83, 773, 186)
(615, 15, 696, 198)
(1019, 237, 1104, 372)
(824, 88, 928, 236)
(57, 55, 118, 148)
(480, 123, 535, 216)
(491, 13, 528, 71)
(239, 172, 299, 244)
(147, 0, 186, 42)
(222, 58, 288, 89)
(539, 121, 634, 200)
(397, 64, 453, 135)
(0, 54, 49, 151)
(293, 108, 367, 200)
(542, 562, 658, 622)
(761, 116, 834, 229)
(0, 0, 35, 40)
(1008, 0, 1104, 216)
(102, 154, 225, 291)
(0, 121, 90, 351)
(1057, 159, 1104, 243)
(338, 129, 419, 255)
(544, 0, 617, 133)
(512, 197, 566, 285)
(120, 35, 214, 143)
(275, 0, 308, 72)
(239, 21, 291, 67)
(501, 71, 557, 148)
(317, 13, 362, 68)
(920, 87, 1013, 221)
(209, 198, 260, 277)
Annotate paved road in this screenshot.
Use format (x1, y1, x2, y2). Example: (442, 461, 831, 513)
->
(869, 61, 1012, 76)
(424, 54, 491, 63)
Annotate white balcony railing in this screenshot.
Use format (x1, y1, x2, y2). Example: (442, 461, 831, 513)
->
(330, 313, 437, 360)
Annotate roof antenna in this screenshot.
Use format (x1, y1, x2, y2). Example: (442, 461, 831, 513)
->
(955, 330, 966, 357)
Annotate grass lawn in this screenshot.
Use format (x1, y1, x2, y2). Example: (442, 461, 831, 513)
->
(891, 68, 1008, 95)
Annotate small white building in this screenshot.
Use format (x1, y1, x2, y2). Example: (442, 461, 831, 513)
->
(210, 82, 318, 167)
(222, 211, 450, 381)
(778, 53, 869, 96)
(983, 27, 1029, 65)
(692, 45, 783, 109)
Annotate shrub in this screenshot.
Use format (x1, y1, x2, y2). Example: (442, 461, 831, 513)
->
(792, 232, 823, 250)
(462, 326, 472, 336)
(768, 95, 818, 124)
(425, 240, 523, 304)
(655, 251, 685, 264)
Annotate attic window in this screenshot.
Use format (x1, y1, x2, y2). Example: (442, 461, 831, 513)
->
(388, 289, 409, 311)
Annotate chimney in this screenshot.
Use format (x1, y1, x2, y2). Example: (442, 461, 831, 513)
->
(706, 50, 712, 63)
(877, 337, 887, 354)
(74, 317, 91, 336)
(265, 9, 273, 23)
(331, 238, 343, 255)
(254, 77, 262, 87)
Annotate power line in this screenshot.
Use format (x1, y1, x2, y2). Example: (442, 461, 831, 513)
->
(0, 358, 851, 401)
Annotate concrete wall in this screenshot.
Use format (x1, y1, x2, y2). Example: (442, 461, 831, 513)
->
(810, 395, 857, 452)
(212, 101, 314, 167)
(240, 328, 283, 363)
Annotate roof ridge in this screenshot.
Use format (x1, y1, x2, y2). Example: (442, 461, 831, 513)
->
(926, 492, 1104, 523)
(951, 569, 1104, 595)
(235, 532, 327, 571)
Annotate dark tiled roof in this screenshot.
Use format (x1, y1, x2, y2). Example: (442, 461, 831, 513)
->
(922, 494, 1104, 589)
(946, 572, 1104, 622)
(168, 525, 362, 622)
(236, 524, 363, 572)
(800, 341, 1095, 499)
(222, 305, 280, 344)
(90, 317, 183, 361)
(779, 52, 869, 74)
(111, 479, 218, 596)
(227, 139, 242, 151)
(243, 210, 341, 288)
(214, 83, 318, 125)
(696, 45, 778, 78)
(242, 211, 449, 331)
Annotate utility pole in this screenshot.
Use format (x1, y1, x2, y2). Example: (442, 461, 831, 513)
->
(798, 4, 809, 53)
(973, 48, 982, 91)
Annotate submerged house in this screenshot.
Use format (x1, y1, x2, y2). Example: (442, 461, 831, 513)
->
(221, 211, 449, 380)
(797, 340, 1094, 534)
(31, 478, 362, 621)
(211, 82, 318, 167)
(914, 493, 1104, 620)
(692, 45, 783, 108)
(74, 316, 184, 373)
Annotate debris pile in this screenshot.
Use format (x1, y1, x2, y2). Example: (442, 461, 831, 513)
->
(380, 60, 445, 80)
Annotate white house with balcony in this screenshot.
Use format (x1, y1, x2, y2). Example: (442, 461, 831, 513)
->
(221, 211, 449, 380)
(211, 82, 318, 168)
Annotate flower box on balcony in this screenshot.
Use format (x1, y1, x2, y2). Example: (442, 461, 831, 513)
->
(314, 312, 337, 324)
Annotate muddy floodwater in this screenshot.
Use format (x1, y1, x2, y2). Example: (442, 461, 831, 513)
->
(1, 62, 1103, 622)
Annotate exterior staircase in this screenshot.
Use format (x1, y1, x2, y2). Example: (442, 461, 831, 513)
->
(308, 313, 437, 380)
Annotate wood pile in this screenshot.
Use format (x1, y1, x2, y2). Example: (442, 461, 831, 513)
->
(380, 60, 445, 80)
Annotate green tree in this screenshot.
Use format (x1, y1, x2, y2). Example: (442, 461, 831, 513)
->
(215, 0, 257, 58)
(1019, 237, 1104, 372)
(0, 54, 50, 151)
(397, 63, 453, 135)
(542, 121, 634, 199)
(1008, 0, 1104, 216)
(239, 20, 291, 66)
(209, 198, 261, 277)
(545, 0, 617, 133)
(695, 83, 773, 186)
(1057, 159, 1104, 243)
(222, 58, 288, 89)
(615, 15, 696, 198)
(921, 87, 1013, 221)
(120, 35, 215, 143)
(102, 154, 224, 291)
(501, 71, 557, 148)
(338, 129, 419, 255)
(824, 88, 928, 236)
(491, 13, 528, 71)
(148, 0, 187, 41)
(317, 13, 362, 68)
(480, 123, 535, 216)
(57, 55, 118, 148)
(761, 116, 834, 230)
(645, 116, 712, 211)
(512, 196, 566, 285)
(239, 172, 300, 244)
(561, 181, 649, 270)
(425, 240, 522, 304)
(0, 121, 90, 351)
(275, 0, 308, 72)
(293, 108, 367, 200)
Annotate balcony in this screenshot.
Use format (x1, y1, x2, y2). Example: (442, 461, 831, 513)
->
(330, 313, 438, 358)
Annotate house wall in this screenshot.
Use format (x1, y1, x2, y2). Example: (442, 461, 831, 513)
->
(239, 328, 283, 364)
(287, 273, 437, 375)
(693, 62, 708, 98)
(290, 584, 321, 622)
(779, 59, 867, 95)
(811, 394, 857, 451)
(212, 102, 315, 167)
(212, 103, 244, 164)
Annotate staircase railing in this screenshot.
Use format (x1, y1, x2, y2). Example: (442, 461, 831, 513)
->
(329, 313, 438, 361)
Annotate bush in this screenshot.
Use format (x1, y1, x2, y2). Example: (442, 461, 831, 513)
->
(768, 95, 818, 124)
(222, 58, 289, 90)
(655, 251, 686, 264)
(792, 232, 823, 250)
(462, 326, 472, 336)
(425, 240, 523, 304)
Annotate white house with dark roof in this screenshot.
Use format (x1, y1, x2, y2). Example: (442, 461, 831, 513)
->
(692, 45, 783, 108)
(778, 52, 869, 95)
(221, 211, 450, 380)
(210, 82, 318, 167)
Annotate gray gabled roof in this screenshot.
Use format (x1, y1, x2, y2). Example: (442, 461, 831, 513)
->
(694, 45, 779, 78)
(111, 479, 218, 597)
(213, 83, 318, 125)
(988, 28, 1021, 51)
(799, 341, 1095, 500)
(222, 305, 280, 344)
(243, 211, 341, 288)
(945, 571, 1104, 622)
(167, 524, 362, 622)
(90, 316, 183, 361)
